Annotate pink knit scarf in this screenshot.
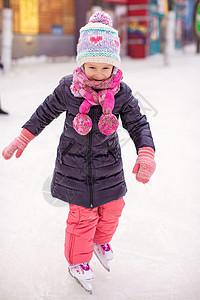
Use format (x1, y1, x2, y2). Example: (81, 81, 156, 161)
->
(70, 67, 123, 135)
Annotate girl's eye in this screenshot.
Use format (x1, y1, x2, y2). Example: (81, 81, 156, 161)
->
(89, 67, 95, 69)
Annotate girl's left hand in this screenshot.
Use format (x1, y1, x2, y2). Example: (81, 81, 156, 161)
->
(132, 147, 156, 184)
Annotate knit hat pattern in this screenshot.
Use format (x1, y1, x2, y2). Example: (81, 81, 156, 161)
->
(76, 11, 121, 67)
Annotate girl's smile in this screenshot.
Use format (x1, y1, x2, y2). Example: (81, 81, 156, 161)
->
(83, 62, 113, 81)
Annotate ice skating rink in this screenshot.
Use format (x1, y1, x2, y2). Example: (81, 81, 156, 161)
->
(0, 46, 200, 299)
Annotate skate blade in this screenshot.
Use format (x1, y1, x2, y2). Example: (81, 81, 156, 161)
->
(69, 270, 93, 294)
(94, 250, 111, 272)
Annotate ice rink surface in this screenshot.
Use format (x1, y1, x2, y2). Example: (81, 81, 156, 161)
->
(0, 46, 200, 299)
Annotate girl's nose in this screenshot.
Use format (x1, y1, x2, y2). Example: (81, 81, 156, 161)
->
(94, 72, 103, 80)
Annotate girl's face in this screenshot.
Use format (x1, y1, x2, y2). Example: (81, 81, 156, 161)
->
(83, 62, 113, 81)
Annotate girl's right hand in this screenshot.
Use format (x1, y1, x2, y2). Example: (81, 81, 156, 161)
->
(2, 128, 35, 159)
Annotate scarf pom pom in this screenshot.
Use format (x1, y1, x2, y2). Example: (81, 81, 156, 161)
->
(73, 113, 92, 135)
(98, 114, 119, 135)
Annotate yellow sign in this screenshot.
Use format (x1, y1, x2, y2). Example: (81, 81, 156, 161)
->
(20, 0, 39, 34)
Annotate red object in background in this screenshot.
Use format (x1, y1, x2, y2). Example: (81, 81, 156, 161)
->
(128, 0, 150, 58)
(128, 0, 149, 3)
(103, 0, 129, 4)
(128, 40, 147, 58)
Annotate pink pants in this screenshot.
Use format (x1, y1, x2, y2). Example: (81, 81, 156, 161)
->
(64, 197, 125, 264)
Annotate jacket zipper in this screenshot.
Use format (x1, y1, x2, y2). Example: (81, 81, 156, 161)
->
(107, 142, 118, 162)
(61, 141, 74, 164)
(108, 149, 116, 161)
(88, 114, 94, 208)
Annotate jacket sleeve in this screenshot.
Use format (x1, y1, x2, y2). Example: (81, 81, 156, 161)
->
(119, 83, 155, 153)
(22, 78, 68, 136)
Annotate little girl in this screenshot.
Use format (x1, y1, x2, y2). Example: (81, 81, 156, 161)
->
(2, 12, 156, 294)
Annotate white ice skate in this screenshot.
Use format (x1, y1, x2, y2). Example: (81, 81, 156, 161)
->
(68, 262, 94, 294)
(93, 243, 113, 272)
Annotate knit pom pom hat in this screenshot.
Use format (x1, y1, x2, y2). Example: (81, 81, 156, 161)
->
(76, 11, 121, 67)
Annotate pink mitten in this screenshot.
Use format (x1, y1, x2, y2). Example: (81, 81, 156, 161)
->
(133, 147, 156, 184)
(2, 128, 35, 159)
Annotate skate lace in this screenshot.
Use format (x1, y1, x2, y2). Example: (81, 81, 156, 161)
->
(101, 243, 111, 251)
(81, 263, 90, 271)
(70, 262, 90, 271)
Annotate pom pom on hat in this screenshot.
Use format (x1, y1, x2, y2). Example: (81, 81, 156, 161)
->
(89, 11, 113, 27)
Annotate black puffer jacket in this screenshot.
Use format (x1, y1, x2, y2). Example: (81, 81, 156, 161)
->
(23, 75, 155, 208)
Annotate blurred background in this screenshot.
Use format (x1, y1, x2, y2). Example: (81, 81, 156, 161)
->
(0, 0, 200, 72)
(0, 1, 200, 299)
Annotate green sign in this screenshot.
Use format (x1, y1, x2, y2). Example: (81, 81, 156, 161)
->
(195, 3, 200, 37)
